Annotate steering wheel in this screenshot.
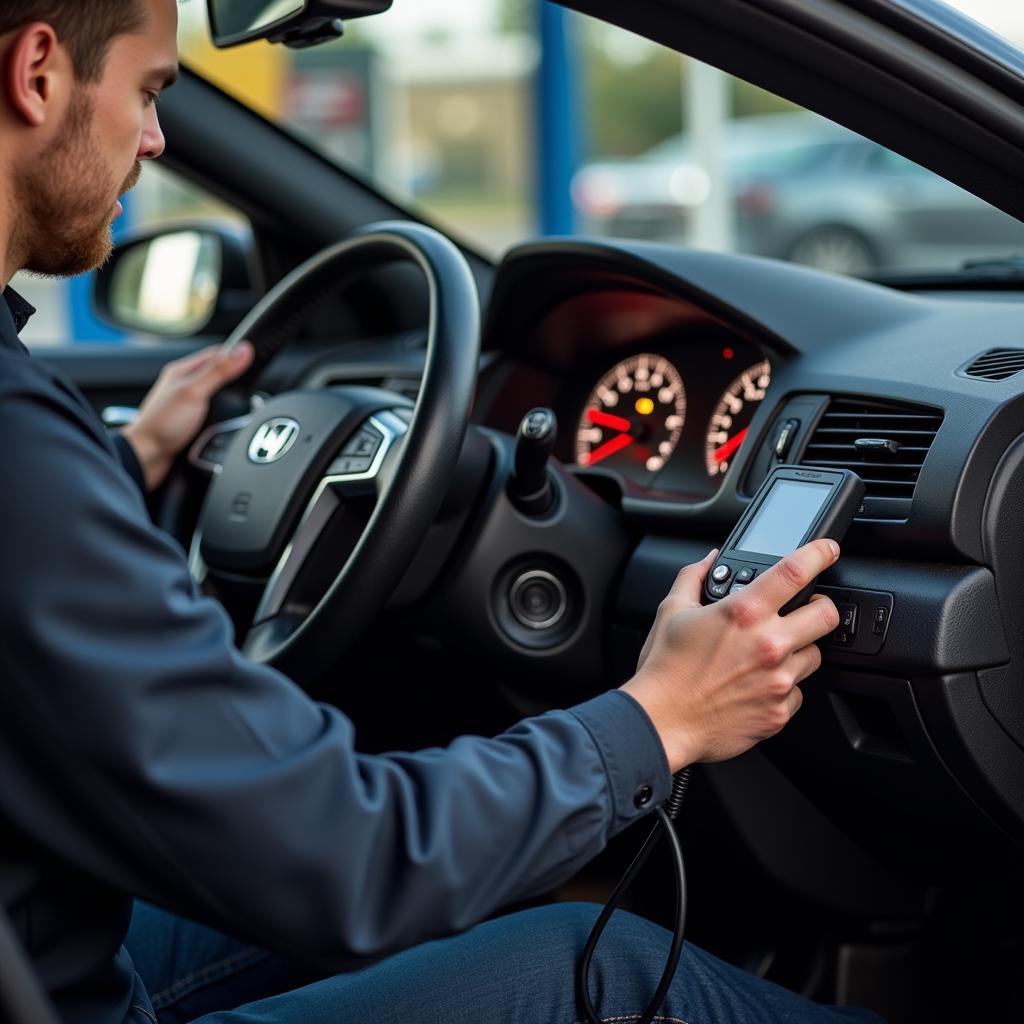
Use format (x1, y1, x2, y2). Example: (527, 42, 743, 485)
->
(187, 222, 480, 685)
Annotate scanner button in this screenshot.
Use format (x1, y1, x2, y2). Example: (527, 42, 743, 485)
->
(711, 564, 732, 584)
(735, 567, 756, 584)
(729, 582, 748, 595)
(709, 582, 730, 599)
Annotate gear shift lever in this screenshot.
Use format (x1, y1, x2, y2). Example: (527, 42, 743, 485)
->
(510, 408, 558, 516)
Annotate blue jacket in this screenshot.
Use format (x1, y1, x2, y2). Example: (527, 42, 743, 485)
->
(0, 288, 670, 1024)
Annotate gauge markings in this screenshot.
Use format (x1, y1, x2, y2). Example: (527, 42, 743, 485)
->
(705, 360, 772, 478)
(576, 354, 686, 480)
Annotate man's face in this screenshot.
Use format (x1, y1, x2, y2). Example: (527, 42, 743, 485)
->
(15, 0, 179, 278)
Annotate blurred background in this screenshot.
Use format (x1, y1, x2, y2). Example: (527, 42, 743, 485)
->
(15, 0, 1024, 346)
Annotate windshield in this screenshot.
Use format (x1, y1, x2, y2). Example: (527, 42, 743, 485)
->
(173, 0, 1024, 277)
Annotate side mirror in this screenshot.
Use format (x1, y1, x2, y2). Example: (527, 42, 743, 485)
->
(94, 225, 256, 338)
(208, 0, 392, 49)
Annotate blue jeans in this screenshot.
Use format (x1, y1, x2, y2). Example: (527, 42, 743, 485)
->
(125, 901, 884, 1024)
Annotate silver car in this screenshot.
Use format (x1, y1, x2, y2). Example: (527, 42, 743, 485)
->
(572, 111, 1024, 274)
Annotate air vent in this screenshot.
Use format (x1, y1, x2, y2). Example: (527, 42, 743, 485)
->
(960, 349, 1024, 381)
(801, 398, 943, 512)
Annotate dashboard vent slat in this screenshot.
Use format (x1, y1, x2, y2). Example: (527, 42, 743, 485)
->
(961, 349, 1024, 381)
(800, 398, 943, 515)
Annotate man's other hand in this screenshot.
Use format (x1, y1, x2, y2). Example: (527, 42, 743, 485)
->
(121, 342, 255, 491)
(621, 540, 841, 773)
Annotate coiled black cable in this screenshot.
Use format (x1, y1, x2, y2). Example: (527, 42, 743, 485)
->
(576, 768, 691, 1024)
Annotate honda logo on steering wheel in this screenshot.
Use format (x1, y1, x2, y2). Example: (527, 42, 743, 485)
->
(248, 418, 300, 464)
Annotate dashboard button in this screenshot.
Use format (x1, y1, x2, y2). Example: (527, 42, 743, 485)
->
(773, 418, 800, 460)
(840, 603, 858, 635)
(872, 606, 889, 635)
(510, 571, 568, 631)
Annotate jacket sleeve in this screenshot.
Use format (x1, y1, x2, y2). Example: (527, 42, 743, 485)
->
(109, 430, 147, 493)
(0, 386, 670, 970)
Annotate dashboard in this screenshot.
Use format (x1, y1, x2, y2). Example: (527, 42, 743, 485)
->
(289, 237, 1024, 893)
(460, 238, 1024, 884)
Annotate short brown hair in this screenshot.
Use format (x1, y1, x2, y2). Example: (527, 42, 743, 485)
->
(0, 1, 148, 82)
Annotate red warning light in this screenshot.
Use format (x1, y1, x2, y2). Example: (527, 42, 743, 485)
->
(723, 347, 735, 360)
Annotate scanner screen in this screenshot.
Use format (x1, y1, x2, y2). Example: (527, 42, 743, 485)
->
(735, 479, 832, 557)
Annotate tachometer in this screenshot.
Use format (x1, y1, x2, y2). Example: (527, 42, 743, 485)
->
(704, 360, 772, 477)
(576, 354, 686, 480)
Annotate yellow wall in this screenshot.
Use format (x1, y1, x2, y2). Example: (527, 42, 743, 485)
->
(180, 33, 290, 120)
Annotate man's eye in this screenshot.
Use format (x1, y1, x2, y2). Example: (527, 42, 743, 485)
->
(144, 91, 160, 107)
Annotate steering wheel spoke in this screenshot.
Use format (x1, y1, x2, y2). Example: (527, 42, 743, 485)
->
(188, 415, 254, 475)
(250, 412, 409, 625)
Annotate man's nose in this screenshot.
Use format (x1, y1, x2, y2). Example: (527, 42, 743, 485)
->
(138, 109, 166, 161)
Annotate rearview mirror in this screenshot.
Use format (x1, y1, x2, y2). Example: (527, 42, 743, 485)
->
(208, 0, 392, 49)
(94, 225, 256, 338)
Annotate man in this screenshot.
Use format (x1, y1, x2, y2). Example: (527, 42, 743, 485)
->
(0, 2, 879, 1023)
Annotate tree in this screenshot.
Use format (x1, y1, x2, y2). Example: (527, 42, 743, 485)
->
(497, 0, 534, 33)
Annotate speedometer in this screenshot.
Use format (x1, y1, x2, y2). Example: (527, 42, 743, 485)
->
(576, 354, 687, 481)
(705, 360, 772, 477)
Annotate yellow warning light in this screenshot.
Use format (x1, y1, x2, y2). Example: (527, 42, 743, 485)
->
(635, 397, 655, 416)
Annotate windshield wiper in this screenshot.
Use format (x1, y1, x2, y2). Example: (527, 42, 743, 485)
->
(868, 255, 1024, 292)
(959, 255, 1024, 279)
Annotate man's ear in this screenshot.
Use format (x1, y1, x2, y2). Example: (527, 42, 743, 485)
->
(5, 23, 67, 128)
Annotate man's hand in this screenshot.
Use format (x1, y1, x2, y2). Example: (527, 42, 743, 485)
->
(121, 342, 255, 492)
(622, 540, 841, 772)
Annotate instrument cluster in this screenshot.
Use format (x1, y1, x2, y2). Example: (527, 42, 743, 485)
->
(567, 337, 772, 500)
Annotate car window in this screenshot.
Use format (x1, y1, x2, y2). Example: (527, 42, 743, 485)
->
(178, 0, 1024, 280)
(14, 164, 248, 349)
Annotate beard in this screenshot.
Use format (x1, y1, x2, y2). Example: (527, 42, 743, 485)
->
(13, 92, 141, 279)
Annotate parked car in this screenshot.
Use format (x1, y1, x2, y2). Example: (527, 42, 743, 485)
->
(573, 111, 1024, 273)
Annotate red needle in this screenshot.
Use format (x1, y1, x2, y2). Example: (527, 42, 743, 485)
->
(587, 408, 632, 432)
(582, 433, 634, 467)
(713, 427, 749, 463)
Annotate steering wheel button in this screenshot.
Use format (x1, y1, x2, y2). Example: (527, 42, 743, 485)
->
(711, 564, 732, 583)
(343, 431, 382, 458)
(200, 431, 238, 464)
(329, 455, 373, 477)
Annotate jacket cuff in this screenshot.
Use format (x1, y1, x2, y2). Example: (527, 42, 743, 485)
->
(570, 689, 672, 835)
(110, 432, 147, 494)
